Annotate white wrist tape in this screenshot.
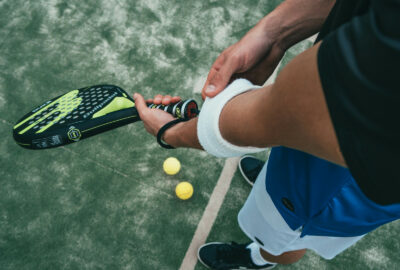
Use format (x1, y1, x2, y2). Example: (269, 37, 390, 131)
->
(197, 79, 268, 157)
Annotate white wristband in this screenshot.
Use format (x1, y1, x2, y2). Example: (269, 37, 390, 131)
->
(197, 79, 268, 158)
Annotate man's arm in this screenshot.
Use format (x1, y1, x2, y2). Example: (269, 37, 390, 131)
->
(201, 0, 336, 98)
(263, 0, 336, 51)
(160, 42, 345, 166)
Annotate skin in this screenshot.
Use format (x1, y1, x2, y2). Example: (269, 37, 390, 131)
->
(134, 0, 340, 265)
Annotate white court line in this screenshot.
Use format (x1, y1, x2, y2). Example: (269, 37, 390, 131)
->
(179, 157, 240, 270)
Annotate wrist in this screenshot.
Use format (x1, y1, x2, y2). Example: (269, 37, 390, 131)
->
(258, 12, 294, 51)
(162, 118, 202, 150)
(258, 1, 333, 51)
(162, 121, 185, 148)
(258, 13, 284, 47)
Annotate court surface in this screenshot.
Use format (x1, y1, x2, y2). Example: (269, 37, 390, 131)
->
(0, 1, 399, 269)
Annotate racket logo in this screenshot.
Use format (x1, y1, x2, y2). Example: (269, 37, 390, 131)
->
(67, 126, 81, 141)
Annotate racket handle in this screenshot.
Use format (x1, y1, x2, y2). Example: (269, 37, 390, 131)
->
(147, 99, 199, 119)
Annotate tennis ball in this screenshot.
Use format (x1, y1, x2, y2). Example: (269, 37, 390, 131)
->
(163, 157, 181, 175)
(175, 182, 194, 200)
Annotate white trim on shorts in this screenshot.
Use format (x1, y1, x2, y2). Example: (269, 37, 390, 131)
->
(238, 161, 365, 260)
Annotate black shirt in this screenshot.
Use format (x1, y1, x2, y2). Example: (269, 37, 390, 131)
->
(316, 0, 400, 205)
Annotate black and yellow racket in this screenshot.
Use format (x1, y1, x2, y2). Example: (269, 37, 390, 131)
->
(13, 85, 199, 149)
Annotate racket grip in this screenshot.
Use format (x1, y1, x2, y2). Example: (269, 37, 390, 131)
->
(147, 99, 199, 119)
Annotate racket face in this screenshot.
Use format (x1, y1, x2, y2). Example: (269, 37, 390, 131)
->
(13, 85, 139, 149)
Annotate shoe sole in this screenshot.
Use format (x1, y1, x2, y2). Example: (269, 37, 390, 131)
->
(197, 242, 277, 270)
(238, 155, 256, 186)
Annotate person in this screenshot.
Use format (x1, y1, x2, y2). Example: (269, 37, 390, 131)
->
(133, 0, 400, 269)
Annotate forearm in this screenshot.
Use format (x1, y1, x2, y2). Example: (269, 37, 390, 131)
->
(162, 88, 276, 150)
(219, 86, 279, 148)
(260, 0, 336, 50)
(163, 118, 203, 150)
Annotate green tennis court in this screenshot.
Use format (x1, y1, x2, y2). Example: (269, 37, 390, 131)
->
(0, 1, 398, 269)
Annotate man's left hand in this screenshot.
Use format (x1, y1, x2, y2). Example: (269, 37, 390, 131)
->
(133, 93, 180, 137)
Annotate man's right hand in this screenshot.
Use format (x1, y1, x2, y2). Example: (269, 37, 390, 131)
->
(201, 22, 285, 100)
(201, 0, 336, 100)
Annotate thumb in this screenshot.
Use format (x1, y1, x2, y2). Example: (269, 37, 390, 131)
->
(204, 61, 236, 98)
(133, 93, 148, 117)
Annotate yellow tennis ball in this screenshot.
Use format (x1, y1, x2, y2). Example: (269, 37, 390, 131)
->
(175, 182, 193, 200)
(163, 157, 181, 175)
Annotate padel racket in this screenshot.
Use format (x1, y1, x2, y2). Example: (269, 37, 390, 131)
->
(13, 85, 199, 149)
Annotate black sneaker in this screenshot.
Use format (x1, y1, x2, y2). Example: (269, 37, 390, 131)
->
(239, 156, 265, 186)
(197, 242, 276, 270)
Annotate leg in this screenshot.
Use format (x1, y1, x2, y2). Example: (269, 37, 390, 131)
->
(260, 248, 306, 264)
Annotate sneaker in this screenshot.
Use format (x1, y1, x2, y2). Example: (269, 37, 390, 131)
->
(197, 242, 276, 270)
(239, 156, 265, 186)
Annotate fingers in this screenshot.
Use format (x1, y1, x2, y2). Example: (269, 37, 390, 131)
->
(139, 94, 182, 107)
(171, 96, 181, 103)
(161, 95, 172, 105)
(202, 65, 235, 99)
(201, 53, 227, 100)
(133, 93, 149, 118)
(201, 67, 217, 100)
(201, 53, 239, 99)
(207, 61, 236, 97)
(153, 94, 163, 104)
(150, 95, 181, 105)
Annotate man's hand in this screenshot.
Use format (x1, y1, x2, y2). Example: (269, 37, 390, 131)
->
(133, 93, 180, 137)
(201, 24, 285, 99)
(201, 0, 336, 99)
(133, 93, 202, 150)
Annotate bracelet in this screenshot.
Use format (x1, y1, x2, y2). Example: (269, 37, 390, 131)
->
(157, 118, 188, 149)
